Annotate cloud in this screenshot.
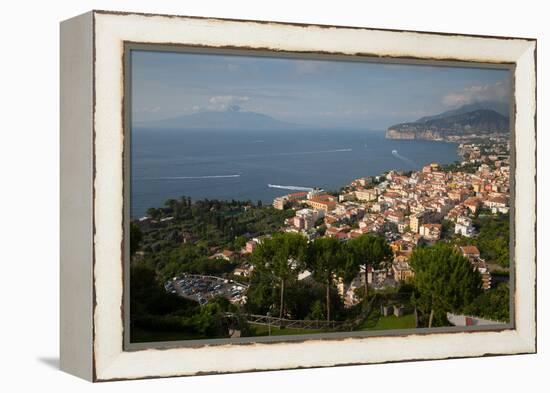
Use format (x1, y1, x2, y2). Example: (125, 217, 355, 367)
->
(208, 95, 250, 111)
(442, 81, 509, 107)
(209, 95, 250, 105)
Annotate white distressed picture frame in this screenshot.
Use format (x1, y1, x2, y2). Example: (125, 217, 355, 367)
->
(60, 10, 536, 382)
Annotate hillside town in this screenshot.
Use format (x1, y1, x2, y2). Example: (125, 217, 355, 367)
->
(240, 137, 510, 305)
(130, 136, 510, 340)
(125, 49, 514, 342)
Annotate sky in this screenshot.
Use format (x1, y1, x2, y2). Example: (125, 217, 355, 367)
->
(131, 49, 511, 130)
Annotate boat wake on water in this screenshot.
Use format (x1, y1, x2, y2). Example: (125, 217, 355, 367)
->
(267, 184, 314, 191)
(391, 149, 419, 168)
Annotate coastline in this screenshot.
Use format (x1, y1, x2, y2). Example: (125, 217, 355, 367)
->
(130, 138, 510, 338)
(131, 130, 461, 218)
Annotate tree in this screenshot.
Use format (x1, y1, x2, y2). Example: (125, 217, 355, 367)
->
(474, 213, 510, 267)
(130, 222, 143, 256)
(244, 270, 278, 315)
(233, 235, 248, 251)
(129, 264, 198, 322)
(164, 198, 178, 214)
(346, 234, 392, 301)
(307, 237, 346, 321)
(189, 297, 230, 336)
(410, 244, 482, 327)
(284, 279, 341, 320)
(441, 219, 455, 240)
(463, 283, 510, 322)
(307, 300, 325, 321)
(146, 207, 162, 220)
(251, 232, 308, 320)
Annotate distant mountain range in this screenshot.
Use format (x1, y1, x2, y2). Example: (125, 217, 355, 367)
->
(386, 101, 510, 140)
(134, 109, 302, 130)
(415, 101, 509, 122)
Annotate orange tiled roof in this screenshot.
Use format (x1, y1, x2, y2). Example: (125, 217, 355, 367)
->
(460, 245, 480, 255)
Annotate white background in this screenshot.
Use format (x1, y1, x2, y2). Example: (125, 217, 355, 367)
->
(0, 0, 546, 391)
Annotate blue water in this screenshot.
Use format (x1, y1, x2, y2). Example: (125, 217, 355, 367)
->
(131, 129, 459, 218)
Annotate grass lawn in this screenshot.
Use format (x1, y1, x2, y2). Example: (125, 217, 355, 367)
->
(357, 313, 416, 331)
(246, 324, 331, 337)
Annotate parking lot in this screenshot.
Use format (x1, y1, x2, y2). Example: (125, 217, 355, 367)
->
(165, 274, 248, 305)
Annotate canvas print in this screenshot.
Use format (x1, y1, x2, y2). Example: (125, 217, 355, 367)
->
(128, 49, 512, 344)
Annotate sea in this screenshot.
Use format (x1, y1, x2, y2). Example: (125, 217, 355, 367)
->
(131, 128, 459, 218)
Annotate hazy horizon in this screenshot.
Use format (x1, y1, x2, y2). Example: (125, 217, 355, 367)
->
(131, 50, 511, 130)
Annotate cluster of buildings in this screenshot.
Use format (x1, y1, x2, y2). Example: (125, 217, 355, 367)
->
(459, 245, 492, 290)
(273, 191, 308, 210)
(267, 144, 510, 305)
(140, 137, 510, 309)
(457, 134, 510, 166)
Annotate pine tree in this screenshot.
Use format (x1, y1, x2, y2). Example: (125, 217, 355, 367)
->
(410, 244, 482, 327)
